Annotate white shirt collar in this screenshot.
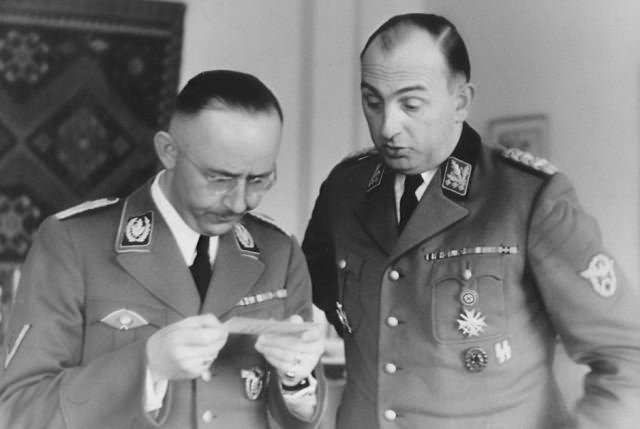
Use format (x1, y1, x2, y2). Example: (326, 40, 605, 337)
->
(150, 171, 218, 265)
(394, 169, 438, 223)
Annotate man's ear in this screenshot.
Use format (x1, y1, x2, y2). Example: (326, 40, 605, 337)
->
(454, 82, 475, 123)
(154, 131, 178, 169)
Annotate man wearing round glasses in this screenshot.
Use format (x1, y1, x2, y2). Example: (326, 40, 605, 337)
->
(0, 70, 325, 429)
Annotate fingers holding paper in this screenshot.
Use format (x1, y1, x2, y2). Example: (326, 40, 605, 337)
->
(146, 313, 229, 383)
(254, 314, 324, 384)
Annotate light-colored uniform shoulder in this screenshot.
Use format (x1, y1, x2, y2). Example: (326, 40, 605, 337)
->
(500, 148, 558, 176)
(245, 212, 290, 236)
(55, 197, 120, 220)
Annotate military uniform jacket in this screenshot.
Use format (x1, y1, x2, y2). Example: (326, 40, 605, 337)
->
(303, 123, 640, 429)
(0, 181, 325, 429)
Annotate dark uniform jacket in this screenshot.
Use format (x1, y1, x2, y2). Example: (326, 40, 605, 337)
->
(303, 123, 640, 429)
(0, 181, 325, 429)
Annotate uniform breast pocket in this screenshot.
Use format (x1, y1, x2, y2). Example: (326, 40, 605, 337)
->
(431, 255, 507, 344)
(336, 249, 365, 333)
(84, 299, 166, 360)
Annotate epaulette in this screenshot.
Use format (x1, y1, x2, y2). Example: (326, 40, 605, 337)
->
(246, 211, 290, 236)
(55, 197, 120, 220)
(501, 148, 558, 175)
(339, 146, 377, 165)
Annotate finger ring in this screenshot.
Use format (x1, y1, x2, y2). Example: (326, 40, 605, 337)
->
(203, 355, 214, 367)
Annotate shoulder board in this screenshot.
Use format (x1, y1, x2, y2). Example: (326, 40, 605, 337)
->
(55, 197, 120, 220)
(246, 212, 290, 236)
(339, 147, 377, 165)
(500, 148, 558, 175)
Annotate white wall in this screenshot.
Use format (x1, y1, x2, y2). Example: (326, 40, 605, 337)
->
(175, 0, 640, 282)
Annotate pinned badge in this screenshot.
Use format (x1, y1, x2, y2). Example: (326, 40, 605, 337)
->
(100, 309, 149, 330)
(122, 212, 153, 247)
(494, 339, 512, 365)
(234, 223, 259, 254)
(460, 289, 478, 306)
(241, 367, 266, 400)
(580, 253, 617, 298)
(336, 301, 352, 334)
(367, 163, 385, 192)
(457, 308, 487, 337)
(464, 347, 488, 372)
(442, 156, 472, 196)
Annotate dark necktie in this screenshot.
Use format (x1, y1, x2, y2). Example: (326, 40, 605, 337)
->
(398, 174, 423, 232)
(190, 235, 212, 301)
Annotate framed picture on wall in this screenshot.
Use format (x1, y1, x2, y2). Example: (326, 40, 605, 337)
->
(488, 114, 550, 158)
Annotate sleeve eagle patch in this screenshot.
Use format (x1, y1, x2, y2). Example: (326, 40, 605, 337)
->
(501, 148, 558, 175)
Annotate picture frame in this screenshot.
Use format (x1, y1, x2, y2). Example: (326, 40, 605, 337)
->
(487, 114, 550, 158)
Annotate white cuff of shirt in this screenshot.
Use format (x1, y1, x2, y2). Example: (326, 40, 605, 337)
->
(144, 366, 169, 413)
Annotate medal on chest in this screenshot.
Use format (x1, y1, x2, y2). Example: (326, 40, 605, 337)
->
(456, 268, 487, 338)
(241, 367, 267, 401)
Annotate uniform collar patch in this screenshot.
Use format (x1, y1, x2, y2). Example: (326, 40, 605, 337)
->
(121, 211, 153, 249)
(442, 156, 472, 197)
(580, 253, 617, 298)
(367, 162, 385, 192)
(234, 222, 259, 254)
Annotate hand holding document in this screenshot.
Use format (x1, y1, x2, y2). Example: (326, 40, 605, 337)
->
(224, 316, 322, 337)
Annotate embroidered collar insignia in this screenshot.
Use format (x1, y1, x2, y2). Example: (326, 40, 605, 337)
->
(367, 162, 385, 192)
(442, 156, 472, 196)
(121, 211, 153, 248)
(234, 223, 259, 254)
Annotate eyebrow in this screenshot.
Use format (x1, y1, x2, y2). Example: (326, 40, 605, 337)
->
(360, 81, 428, 97)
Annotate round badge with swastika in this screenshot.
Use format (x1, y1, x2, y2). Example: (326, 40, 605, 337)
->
(464, 347, 488, 372)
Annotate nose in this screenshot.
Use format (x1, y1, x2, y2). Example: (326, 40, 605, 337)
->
(222, 181, 249, 214)
(380, 106, 401, 141)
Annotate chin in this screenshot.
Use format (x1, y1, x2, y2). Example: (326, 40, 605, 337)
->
(383, 157, 416, 173)
(200, 221, 236, 237)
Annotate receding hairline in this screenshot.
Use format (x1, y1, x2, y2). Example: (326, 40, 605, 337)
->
(361, 23, 468, 87)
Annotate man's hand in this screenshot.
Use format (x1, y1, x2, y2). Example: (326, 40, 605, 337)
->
(254, 315, 324, 385)
(146, 314, 229, 383)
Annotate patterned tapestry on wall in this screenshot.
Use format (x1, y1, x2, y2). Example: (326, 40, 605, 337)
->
(0, 0, 184, 341)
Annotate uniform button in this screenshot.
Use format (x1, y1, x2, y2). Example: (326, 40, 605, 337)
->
(388, 270, 400, 281)
(462, 268, 473, 280)
(202, 410, 214, 423)
(201, 369, 212, 382)
(384, 409, 397, 421)
(384, 363, 397, 374)
(386, 316, 399, 327)
(337, 259, 347, 269)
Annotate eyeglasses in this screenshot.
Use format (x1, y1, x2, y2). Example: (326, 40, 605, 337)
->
(171, 134, 277, 197)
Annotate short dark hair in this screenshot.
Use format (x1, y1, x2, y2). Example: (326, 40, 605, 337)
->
(174, 70, 283, 122)
(361, 13, 471, 83)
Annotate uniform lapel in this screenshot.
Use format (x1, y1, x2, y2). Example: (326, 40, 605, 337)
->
(390, 123, 480, 261)
(390, 169, 469, 261)
(354, 163, 398, 255)
(203, 229, 265, 318)
(115, 183, 201, 317)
